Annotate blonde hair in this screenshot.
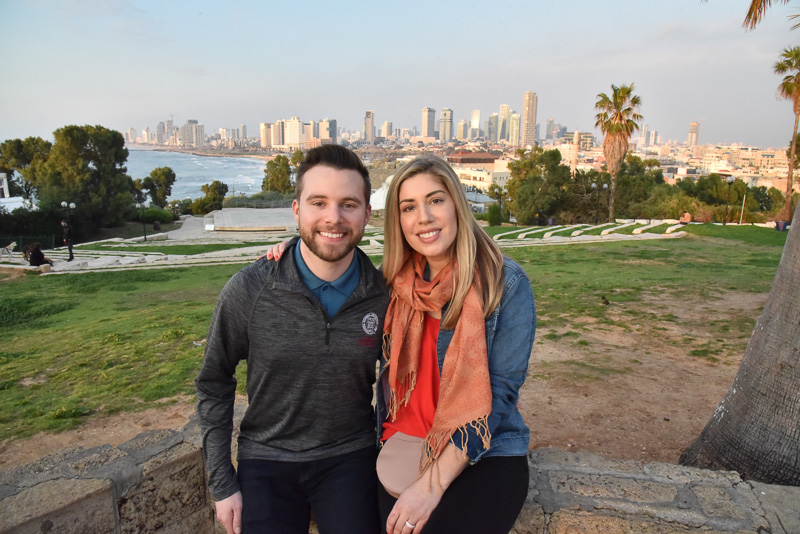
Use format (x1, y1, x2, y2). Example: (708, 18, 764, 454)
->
(383, 155, 505, 330)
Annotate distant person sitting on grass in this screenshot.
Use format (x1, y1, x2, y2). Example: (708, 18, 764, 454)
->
(28, 243, 54, 267)
(679, 211, 692, 224)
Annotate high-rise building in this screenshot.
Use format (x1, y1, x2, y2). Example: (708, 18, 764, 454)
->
(240, 124, 247, 140)
(440, 108, 453, 142)
(271, 120, 285, 147)
(640, 124, 649, 147)
(522, 91, 538, 147)
(456, 120, 469, 140)
(128, 128, 137, 143)
(486, 113, 499, 143)
(260, 122, 272, 149)
(688, 122, 700, 146)
(508, 112, 521, 147)
(498, 104, 510, 142)
(180, 120, 204, 147)
(421, 107, 436, 138)
(470, 109, 481, 139)
(364, 111, 375, 144)
(545, 118, 554, 140)
(381, 121, 393, 138)
(649, 130, 658, 146)
(284, 116, 305, 149)
(319, 118, 337, 144)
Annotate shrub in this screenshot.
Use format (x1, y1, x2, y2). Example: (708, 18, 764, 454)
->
(138, 207, 174, 224)
(487, 204, 503, 226)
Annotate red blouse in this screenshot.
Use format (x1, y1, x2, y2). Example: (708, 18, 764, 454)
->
(382, 313, 441, 440)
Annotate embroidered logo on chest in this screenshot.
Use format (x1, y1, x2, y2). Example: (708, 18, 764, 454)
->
(362, 312, 379, 335)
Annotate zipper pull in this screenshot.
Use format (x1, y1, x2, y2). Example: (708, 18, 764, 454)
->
(325, 322, 331, 345)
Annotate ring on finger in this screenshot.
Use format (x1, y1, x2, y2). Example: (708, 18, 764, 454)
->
(405, 520, 416, 529)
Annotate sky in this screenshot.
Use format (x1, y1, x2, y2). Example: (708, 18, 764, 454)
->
(1, 0, 798, 148)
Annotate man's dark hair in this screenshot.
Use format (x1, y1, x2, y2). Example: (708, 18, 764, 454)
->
(296, 145, 371, 203)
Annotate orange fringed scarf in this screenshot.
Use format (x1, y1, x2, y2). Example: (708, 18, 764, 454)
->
(383, 252, 492, 472)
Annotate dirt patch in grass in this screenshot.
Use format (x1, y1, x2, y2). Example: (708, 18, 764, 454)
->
(0, 290, 766, 469)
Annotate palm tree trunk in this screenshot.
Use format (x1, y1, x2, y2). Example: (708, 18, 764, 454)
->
(783, 111, 799, 222)
(679, 199, 800, 486)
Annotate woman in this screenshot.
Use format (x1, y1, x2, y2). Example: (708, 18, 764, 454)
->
(28, 242, 54, 266)
(265, 155, 535, 533)
(377, 155, 534, 533)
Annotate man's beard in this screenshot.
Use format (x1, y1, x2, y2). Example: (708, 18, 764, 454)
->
(299, 224, 363, 263)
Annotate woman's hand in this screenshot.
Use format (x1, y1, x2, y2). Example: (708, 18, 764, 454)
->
(386, 476, 442, 534)
(259, 239, 289, 261)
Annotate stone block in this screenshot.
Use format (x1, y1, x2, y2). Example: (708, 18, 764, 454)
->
(510, 498, 545, 533)
(643, 461, 742, 486)
(118, 429, 183, 464)
(152, 505, 214, 534)
(547, 510, 737, 533)
(531, 448, 646, 477)
(117, 443, 207, 534)
(548, 472, 677, 503)
(693, 485, 746, 520)
(0, 478, 115, 534)
(749, 481, 800, 534)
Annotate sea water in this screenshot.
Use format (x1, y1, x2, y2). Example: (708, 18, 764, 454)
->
(126, 148, 266, 201)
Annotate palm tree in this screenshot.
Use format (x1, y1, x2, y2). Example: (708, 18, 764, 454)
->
(774, 46, 800, 222)
(680, 4, 800, 487)
(742, 0, 798, 30)
(594, 83, 642, 221)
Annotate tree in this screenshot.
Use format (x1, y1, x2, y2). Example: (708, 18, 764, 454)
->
(788, 132, 800, 170)
(40, 125, 133, 229)
(0, 137, 52, 198)
(774, 46, 800, 222)
(507, 148, 575, 224)
(679, 201, 800, 485)
(262, 155, 293, 193)
(595, 83, 643, 221)
(742, 0, 798, 30)
(142, 166, 177, 208)
(192, 180, 228, 215)
(680, 4, 800, 486)
(290, 149, 305, 169)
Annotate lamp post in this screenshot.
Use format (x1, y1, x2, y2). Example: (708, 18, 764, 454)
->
(60, 201, 76, 220)
(136, 203, 147, 242)
(723, 176, 735, 225)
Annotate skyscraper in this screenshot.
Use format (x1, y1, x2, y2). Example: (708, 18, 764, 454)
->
(260, 122, 272, 149)
(456, 120, 469, 140)
(440, 108, 453, 142)
(319, 118, 337, 144)
(470, 109, 481, 139)
(422, 107, 436, 138)
(284, 116, 305, 149)
(640, 124, 649, 147)
(364, 111, 375, 144)
(240, 124, 247, 140)
(498, 104, 511, 142)
(486, 114, 499, 143)
(381, 121, 393, 138)
(508, 112, 521, 147)
(545, 118, 554, 140)
(522, 91, 538, 147)
(688, 122, 700, 146)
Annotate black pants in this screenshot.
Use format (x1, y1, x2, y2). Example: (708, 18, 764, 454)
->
(237, 446, 380, 534)
(66, 240, 74, 260)
(378, 455, 529, 534)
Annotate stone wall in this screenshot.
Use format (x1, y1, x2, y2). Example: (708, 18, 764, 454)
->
(1, 416, 798, 533)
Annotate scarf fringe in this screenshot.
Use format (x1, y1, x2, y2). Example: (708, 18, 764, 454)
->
(419, 415, 491, 473)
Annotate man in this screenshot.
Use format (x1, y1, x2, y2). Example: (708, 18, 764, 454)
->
(196, 145, 389, 534)
(61, 220, 74, 261)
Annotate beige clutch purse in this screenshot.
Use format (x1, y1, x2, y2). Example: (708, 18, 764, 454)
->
(376, 432, 424, 498)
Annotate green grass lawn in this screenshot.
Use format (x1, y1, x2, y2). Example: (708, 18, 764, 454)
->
(77, 241, 275, 255)
(0, 224, 787, 440)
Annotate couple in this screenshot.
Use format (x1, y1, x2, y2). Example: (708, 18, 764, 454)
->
(196, 145, 536, 534)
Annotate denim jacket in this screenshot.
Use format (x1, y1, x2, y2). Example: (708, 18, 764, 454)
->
(377, 256, 536, 462)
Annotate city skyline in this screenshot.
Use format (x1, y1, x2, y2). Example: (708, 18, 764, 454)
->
(1, 1, 797, 148)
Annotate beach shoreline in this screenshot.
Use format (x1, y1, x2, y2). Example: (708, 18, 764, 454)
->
(127, 143, 270, 162)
